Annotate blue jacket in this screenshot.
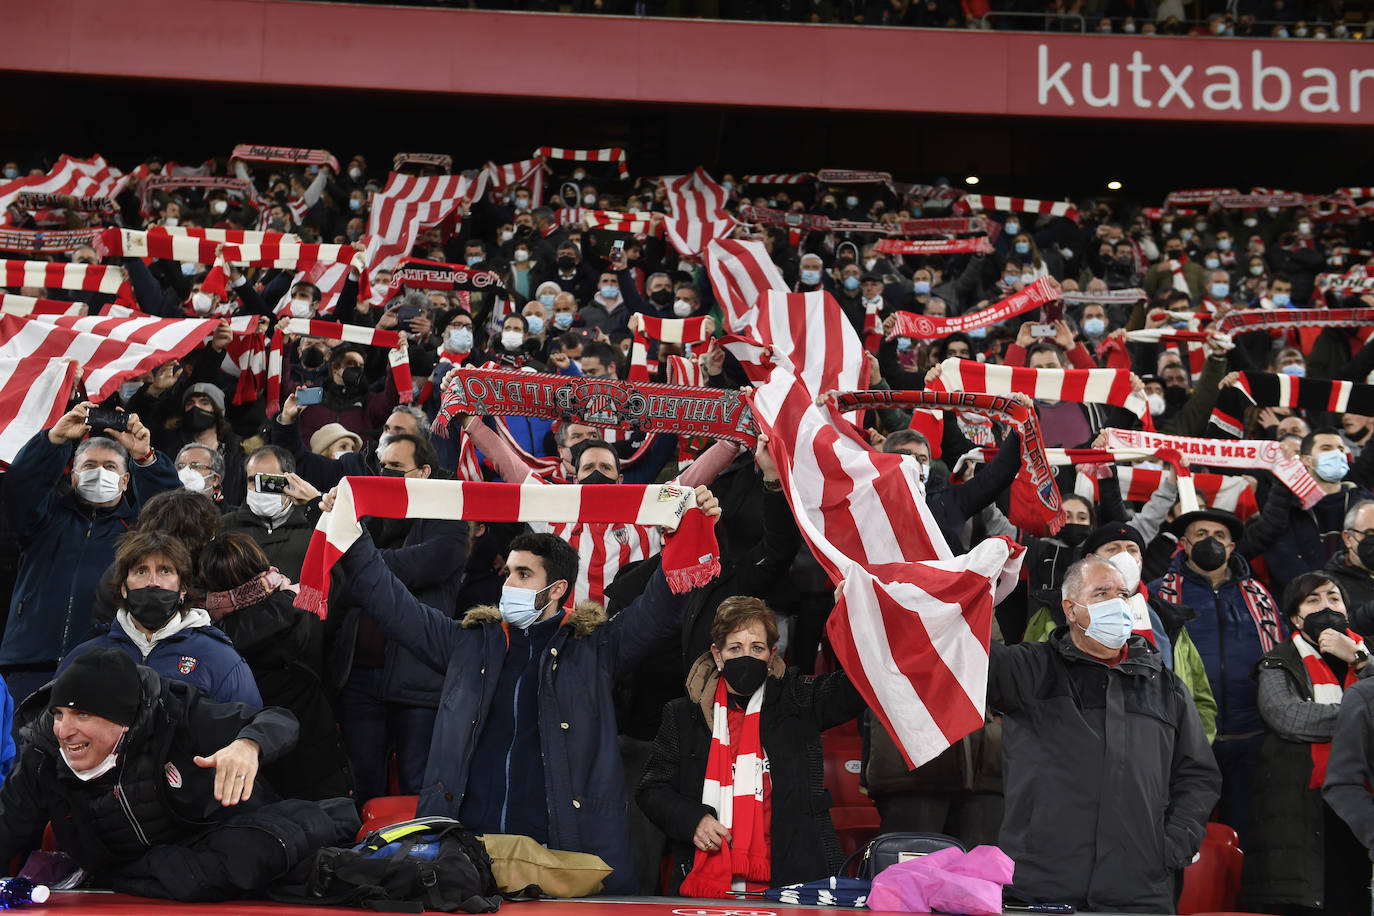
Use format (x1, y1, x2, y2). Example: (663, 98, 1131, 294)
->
(0, 681, 12, 786)
(338, 530, 689, 894)
(1150, 552, 1283, 736)
(58, 617, 262, 707)
(0, 431, 179, 667)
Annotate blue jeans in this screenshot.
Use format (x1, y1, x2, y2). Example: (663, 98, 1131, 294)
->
(338, 667, 438, 803)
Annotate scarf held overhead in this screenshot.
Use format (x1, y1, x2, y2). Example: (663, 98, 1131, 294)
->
(266, 318, 411, 416)
(886, 277, 1059, 340)
(1210, 371, 1374, 441)
(929, 355, 1152, 422)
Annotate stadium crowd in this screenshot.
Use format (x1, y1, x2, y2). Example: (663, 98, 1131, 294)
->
(0, 146, 1373, 913)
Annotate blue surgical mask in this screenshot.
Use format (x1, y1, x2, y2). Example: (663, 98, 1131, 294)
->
(896, 337, 912, 351)
(600, 284, 620, 300)
(1077, 597, 1134, 650)
(1281, 363, 1306, 378)
(800, 269, 821, 286)
(499, 583, 550, 630)
(539, 293, 557, 309)
(1004, 221, 1019, 236)
(1217, 239, 1232, 251)
(446, 327, 473, 352)
(554, 312, 573, 329)
(1210, 282, 1230, 299)
(1272, 292, 1292, 307)
(1, 167, 17, 180)
(842, 276, 860, 291)
(1083, 317, 1106, 336)
(466, 255, 483, 267)
(525, 314, 544, 335)
(349, 198, 362, 212)
(1204, 257, 1220, 270)
(1014, 242, 1030, 255)
(514, 198, 530, 210)
(181, 262, 198, 277)
(968, 326, 988, 340)
(1004, 274, 1019, 286)
(845, 196, 859, 208)
(912, 281, 931, 296)
(1315, 449, 1349, 482)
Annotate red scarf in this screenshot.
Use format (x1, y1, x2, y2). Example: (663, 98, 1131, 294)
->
(1293, 630, 1364, 787)
(680, 677, 771, 898)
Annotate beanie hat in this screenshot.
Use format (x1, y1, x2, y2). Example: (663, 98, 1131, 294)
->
(1082, 522, 1145, 557)
(50, 647, 140, 727)
(182, 382, 226, 415)
(310, 422, 364, 456)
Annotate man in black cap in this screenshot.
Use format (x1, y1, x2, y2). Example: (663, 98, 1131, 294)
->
(1148, 508, 1283, 846)
(0, 647, 357, 900)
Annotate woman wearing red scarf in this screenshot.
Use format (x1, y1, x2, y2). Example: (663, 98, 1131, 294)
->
(637, 597, 866, 897)
(1242, 572, 1373, 916)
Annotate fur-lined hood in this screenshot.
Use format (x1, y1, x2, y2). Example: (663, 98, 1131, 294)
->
(460, 601, 607, 639)
(684, 651, 786, 721)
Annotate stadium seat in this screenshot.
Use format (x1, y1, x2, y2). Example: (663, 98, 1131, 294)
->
(822, 736, 869, 807)
(357, 795, 420, 841)
(830, 805, 881, 861)
(1177, 823, 1244, 914)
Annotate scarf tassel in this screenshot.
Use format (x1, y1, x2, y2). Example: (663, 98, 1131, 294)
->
(661, 508, 722, 595)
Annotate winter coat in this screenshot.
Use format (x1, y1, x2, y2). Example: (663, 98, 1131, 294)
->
(637, 654, 866, 893)
(0, 665, 299, 878)
(58, 611, 261, 706)
(220, 501, 321, 583)
(1255, 483, 1374, 600)
(1328, 548, 1374, 639)
(0, 432, 179, 668)
(1323, 678, 1374, 855)
(335, 528, 690, 894)
(989, 628, 1220, 913)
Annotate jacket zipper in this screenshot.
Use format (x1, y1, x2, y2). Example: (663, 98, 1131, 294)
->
(115, 774, 152, 848)
(61, 521, 95, 652)
(1213, 584, 1229, 733)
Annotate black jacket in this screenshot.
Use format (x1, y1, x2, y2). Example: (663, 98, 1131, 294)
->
(1323, 677, 1374, 858)
(220, 500, 321, 583)
(1327, 549, 1374, 639)
(637, 655, 867, 893)
(0, 666, 299, 878)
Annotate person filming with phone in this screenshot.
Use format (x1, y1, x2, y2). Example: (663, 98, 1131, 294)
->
(0, 401, 179, 704)
(220, 446, 322, 583)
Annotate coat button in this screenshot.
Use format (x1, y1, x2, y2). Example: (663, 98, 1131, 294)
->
(480, 667, 486, 675)
(445, 792, 453, 802)
(561, 722, 570, 730)
(572, 799, 581, 809)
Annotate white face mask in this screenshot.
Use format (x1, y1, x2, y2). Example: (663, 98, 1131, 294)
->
(673, 299, 693, 318)
(514, 249, 531, 263)
(582, 193, 596, 206)
(864, 258, 877, 272)
(289, 298, 314, 319)
(190, 291, 214, 315)
(1146, 392, 1166, 416)
(245, 489, 287, 519)
(210, 200, 228, 216)
(178, 467, 207, 492)
(501, 330, 525, 350)
(500, 230, 515, 243)
(62, 734, 125, 781)
(163, 217, 178, 228)
(371, 282, 391, 301)
(1106, 550, 1142, 593)
(75, 467, 123, 504)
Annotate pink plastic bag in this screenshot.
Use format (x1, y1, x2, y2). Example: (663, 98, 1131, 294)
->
(867, 845, 1015, 915)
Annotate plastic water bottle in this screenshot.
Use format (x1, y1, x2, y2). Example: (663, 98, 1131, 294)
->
(0, 877, 50, 907)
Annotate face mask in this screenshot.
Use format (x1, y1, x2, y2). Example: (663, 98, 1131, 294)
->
(582, 193, 596, 206)
(673, 299, 693, 318)
(554, 312, 574, 329)
(896, 337, 912, 351)
(1244, 216, 1259, 227)
(1106, 551, 1142, 592)
(600, 285, 620, 300)
(649, 288, 673, 307)
(1195, 220, 1209, 233)
(499, 583, 550, 630)
(1165, 250, 1183, 260)
(1210, 282, 1230, 299)
(1146, 392, 1167, 416)
(180, 261, 198, 277)
(557, 256, 576, 272)
(1205, 258, 1221, 270)
(183, 407, 216, 433)
(379, 467, 408, 478)
(1078, 597, 1134, 650)
(912, 280, 931, 296)
(1083, 317, 1106, 336)
(864, 258, 878, 272)
(1180, 229, 1194, 242)
(1315, 450, 1349, 482)
(1004, 221, 1019, 236)
(495, 229, 514, 244)
(501, 330, 525, 350)
(163, 217, 178, 228)
(720, 655, 770, 695)
(178, 467, 209, 493)
(968, 326, 988, 340)
(63, 743, 123, 781)
(767, 199, 777, 208)
(800, 269, 821, 286)
(290, 299, 314, 319)
(466, 255, 483, 267)
(190, 291, 214, 315)
(514, 197, 530, 210)
(579, 470, 616, 486)
(209, 199, 228, 216)
(844, 196, 859, 208)
(572, 169, 586, 181)
(446, 327, 473, 352)
(842, 276, 860, 291)
(1217, 239, 1233, 251)
(1281, 363, 1306, 378)
(513, 248, 530, 263)
(1189, 536, 1228, 572)
(125, 586, 182, 632)
(300, 346, 326, 370)
(341, 365, 366, 391)
(1250, 265, 1264, 276)
(1014, 242, 1030, 255)
(1019, 272, 1036, 285)
(1162, 222, 1173, 234)
(1302, 609, 1349, 644)
(1272, 292, 1292, 308)
(75, 467, 123, 504)
(721, 181, 734, 192)
(120, 381, 142, 402)
(246, 488, 287, 519)
(1004, 274, 1019, 286)
(1357, 536, 1374, 570)
(525, 315, 544, 335)
(1122, 21, 1136, 31)
(1, 167, 17, 180)
(1059, 523, 1090, 547)
(1298, 221, 1312, 235)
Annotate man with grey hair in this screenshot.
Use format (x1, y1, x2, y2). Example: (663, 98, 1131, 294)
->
(988, 554, 1220, 913)
(174, 442, 225, 503)
(1328, 500, 1374, 636)
(0, 402, 178, 702)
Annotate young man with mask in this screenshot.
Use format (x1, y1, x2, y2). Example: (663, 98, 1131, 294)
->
(1327, 501, 1374, 637)
(0, 405, 178, 703)
(1149, 508, 1282, 846)
(295, 344, 399, 447)
(326, 484, 721, 894)
(220, 446, 321, 582)
(990, 555, 1220, 914)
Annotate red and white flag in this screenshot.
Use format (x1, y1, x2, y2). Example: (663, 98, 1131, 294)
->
(485, 157, 545, 203)
(362, 171, 490, 305)
(535, 146, 628, 179)
(662, 169, 736, 258)
(0, 357, 79, 467)
(0, 155, 135, 217)
(958, 194, 1077, 221)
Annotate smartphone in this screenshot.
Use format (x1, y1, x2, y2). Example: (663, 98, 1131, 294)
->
(86, 407, 129, 433)
(295, 386, 324, 406)
(611, 239, 626, 260)
(1029, 323, 1057, 338)
(255, 473, 290, 494)
(396, 304, 420, 333)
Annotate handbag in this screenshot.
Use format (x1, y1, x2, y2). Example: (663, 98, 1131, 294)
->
(842, 831, 967, 881)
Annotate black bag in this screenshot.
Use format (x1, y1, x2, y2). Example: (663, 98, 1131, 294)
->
(272, 816, 502, 914)
(842, 831, 967, 880)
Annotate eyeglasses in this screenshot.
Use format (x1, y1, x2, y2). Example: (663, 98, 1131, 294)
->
(1347, 529, 1374, 540)
(176, 462, 211, 472)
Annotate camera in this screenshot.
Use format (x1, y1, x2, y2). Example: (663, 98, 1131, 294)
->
(86, 407, 128, 433)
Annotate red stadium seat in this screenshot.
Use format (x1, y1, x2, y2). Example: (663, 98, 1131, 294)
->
(1177, 823, 1244, 914)
(822, 736, 869, 808)
(830, 805, 881, 861)
(357, 795, 419, 841)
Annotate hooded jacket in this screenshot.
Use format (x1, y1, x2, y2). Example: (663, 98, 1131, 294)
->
(989, 629, 1220, 913)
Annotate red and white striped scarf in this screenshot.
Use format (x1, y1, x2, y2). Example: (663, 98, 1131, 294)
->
(94, 227, 221, 265)
(929, 356, 1151, 422)
(1061, 288, 1146, 306)
(1, 259, 133, 302)
(1211, 371, 1374, 442)
(662, 169, 736, 258)
(627, 314, 712, 382)
(885, 277, 1059, 340)
(957, 194, 1077, 221)
(0, 295, 86, 317)
(1156, 571, 1281, 655)
(0, 154, 136, 216)
(581, 210, 661, 236)
(873, 237, 992, 256)
(741, 173, 812, 186)
(295, 477, 716, 615)
(535, 146, 628, 179)
(229, 144, 340, 175)
(0, 228, 103, 254)
(1165, 257, 1191, 294)
(680, 676, 771, 899)
(1210, 307, 1374, 338)
(1072, 466, 1259, 520)
(1294, 630, 1363, 787)
(0, 356, 78, 467)
(485, 157, 545, 203)
(362, 170, 489, 306)
(265, 318, 411, 416)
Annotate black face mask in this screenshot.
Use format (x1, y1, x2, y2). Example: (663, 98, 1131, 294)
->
(183, 407, 216, 433)
(1189, 536, 1228, 572)
(578, 470, 616, 486)
(1058, 523, 1091, 548)
(340, 366, 366, 391)
(126, 586, 182, 632)
(649, 288, 673, 306)
(557, 256, 577, 271)
(1357, 536, 1374, 571)
(1164, 386, 1190, 407)
(721, 655, 769, 695)
(379, 467, 408, 478)
(1302, 609, 1349, 643)
(300, 346, 326, 370)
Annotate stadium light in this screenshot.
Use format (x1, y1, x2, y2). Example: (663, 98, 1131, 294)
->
(964, 174, 980, 186)
(1106, 179, 1124, 190)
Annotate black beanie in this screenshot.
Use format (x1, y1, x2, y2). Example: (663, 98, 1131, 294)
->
(1081, 522, 1146, 557)
(50, 647, 141, 727)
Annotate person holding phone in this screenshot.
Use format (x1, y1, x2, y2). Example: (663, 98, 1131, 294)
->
(220, 446, 322, 583)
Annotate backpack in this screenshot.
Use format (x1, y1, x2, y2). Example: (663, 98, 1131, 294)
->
(272, 816, 502, 914)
